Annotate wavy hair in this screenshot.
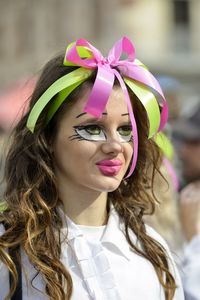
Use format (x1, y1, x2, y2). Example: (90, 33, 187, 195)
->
(0, 55, 176, 300)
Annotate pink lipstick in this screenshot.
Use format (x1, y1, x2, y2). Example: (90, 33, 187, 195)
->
(96, 159, 122, 176)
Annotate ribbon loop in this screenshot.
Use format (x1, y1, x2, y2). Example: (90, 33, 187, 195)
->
(108, 36, 135, 64)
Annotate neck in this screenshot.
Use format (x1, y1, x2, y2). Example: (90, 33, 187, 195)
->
(57, 179, 109, 226)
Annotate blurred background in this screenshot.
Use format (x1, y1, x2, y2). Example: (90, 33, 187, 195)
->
(0, 0, 200, 96)
(1, 0, 200, 124)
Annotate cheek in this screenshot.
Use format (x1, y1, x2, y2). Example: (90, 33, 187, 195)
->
(71, 141, 98, 158)
(55, 138, 98, 167)
(124, 143, 134, 164)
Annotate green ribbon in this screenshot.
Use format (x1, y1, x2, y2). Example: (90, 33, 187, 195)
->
(0, 201, 7, 212)
(27, 68, 93, 132)
(154, 132, 174, 160)
(124, 78, 160, 138)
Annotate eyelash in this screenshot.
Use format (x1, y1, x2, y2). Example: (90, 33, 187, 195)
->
(68, 133, 86, 142)
(68, 125, 105, 142)
(68, 124, 133, 142)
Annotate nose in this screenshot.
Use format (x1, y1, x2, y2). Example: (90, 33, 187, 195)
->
(100, 139, 124, 155)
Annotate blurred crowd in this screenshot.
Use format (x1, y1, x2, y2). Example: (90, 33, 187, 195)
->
(147, 76, 200, 300)
(172, 102, 200, 300)
(0, 76, 200, 299)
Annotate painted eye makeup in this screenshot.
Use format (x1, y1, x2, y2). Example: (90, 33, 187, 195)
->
(70, 125, 106, 142)
(117, 125, 133, 142)
(69, 124, 133, 142)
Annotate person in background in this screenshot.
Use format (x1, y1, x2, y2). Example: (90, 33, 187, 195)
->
(156, 76, 181, 123)
(145, 131, 184, 254)
(179, 181, 200, 300)
(173, 103, 200, 299)
(172, 104, 200, 190)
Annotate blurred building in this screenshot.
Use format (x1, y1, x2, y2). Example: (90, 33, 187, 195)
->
(0, 0, 200, 105)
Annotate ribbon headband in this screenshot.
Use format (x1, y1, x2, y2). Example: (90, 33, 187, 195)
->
(26, 36, 168, 178)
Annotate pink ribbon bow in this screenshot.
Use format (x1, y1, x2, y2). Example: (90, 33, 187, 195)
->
(65, 37, 168, 178)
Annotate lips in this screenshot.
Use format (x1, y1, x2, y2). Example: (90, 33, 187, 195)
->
(96, 159, 123, 176)
(96, 159, 123, 166)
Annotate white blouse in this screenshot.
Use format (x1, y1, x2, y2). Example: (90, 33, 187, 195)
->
(0, 207, 184, 300)
(181, 234, 200, 299)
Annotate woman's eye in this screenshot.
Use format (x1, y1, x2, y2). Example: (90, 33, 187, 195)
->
(118, 126, 132, 136)
(74, 125, 106, 141)
(73, 124, 132, 142)
(118, 125, 132, 142)
(84, 125, 101, 135)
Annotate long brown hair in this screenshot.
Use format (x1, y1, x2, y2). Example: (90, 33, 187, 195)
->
(0, 55, 176, 299)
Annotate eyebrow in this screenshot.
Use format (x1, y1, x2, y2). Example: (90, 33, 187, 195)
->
(76, 112, 129, 118)
(76, 112, 107, 118)
(121, 113, 129, 116)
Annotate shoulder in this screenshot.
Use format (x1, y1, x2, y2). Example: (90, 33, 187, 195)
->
(182, 234, 200, 275)
(184, 234, 200, 253)
(144, 224, 175, 267)
(145, 224, 185, 299)
(181, 235, 200, 299)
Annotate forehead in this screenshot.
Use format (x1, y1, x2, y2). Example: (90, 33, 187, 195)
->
(63, 86, 129, 121)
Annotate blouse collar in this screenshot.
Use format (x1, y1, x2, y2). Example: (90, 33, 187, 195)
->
(59, 204, 135, 261)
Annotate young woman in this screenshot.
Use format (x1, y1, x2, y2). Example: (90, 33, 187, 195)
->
(0, 37, 184, 300)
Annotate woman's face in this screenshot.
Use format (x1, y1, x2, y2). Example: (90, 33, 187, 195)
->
(52, 86, 133, 193)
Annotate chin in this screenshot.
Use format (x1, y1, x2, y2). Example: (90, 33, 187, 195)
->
(93, 175, 123, 192)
